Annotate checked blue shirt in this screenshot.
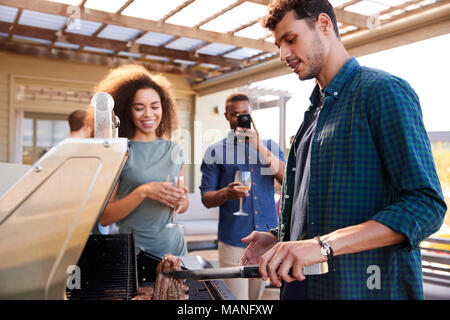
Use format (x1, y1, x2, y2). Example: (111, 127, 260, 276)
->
(279, 57, 446, 299)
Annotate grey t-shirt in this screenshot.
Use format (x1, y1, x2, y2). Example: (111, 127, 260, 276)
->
(290, 90, 325, 241)
(117, 140, 187, 257)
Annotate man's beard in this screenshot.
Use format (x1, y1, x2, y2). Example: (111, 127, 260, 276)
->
(298, 32, 325, 81)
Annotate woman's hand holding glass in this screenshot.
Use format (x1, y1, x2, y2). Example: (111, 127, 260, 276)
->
(140, 180, 184, 209)
(172, 176, 188, 214)
(165, 175, 188, 228)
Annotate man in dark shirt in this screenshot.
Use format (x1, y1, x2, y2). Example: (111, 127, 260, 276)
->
(239, 0, 446, 299)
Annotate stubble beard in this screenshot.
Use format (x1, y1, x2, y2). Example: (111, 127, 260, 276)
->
(298, 32, 325, 81)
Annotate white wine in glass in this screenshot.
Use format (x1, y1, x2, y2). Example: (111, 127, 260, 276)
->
(233, 171, 251, 216)
(165, 175, 184, 228)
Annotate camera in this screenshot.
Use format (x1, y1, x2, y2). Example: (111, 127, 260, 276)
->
(237, 113, 251, 129)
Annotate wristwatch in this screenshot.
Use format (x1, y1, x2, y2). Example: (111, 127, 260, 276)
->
(315, 236, 335, 272)
(268, 227, 278, 238)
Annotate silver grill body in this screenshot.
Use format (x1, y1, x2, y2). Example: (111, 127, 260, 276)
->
(0, 138, 128, 299)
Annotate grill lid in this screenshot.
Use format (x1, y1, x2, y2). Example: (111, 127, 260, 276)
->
(0, 138, 128, 299)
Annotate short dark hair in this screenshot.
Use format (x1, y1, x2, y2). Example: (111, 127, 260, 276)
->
(93, 64, 178, 139)
(68, 110, 86, 132)
(261, 0, 340, 38)
(226, 93, 250, 107)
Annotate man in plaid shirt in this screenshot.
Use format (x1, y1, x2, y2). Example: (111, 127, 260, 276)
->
(239, 0, 446, 299)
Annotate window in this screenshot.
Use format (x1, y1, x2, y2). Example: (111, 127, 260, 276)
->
(22, 113, 70, 165)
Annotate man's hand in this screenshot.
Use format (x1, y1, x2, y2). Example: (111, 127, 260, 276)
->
(226, 181, 250, 200)
(259, 239, 326, 287)
(234, 120, 261, 152)
(235, 120, 286, 184)
(238, 231, 278, 266)
(202, 182, 249, 209)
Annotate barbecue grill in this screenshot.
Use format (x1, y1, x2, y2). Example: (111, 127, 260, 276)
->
(0, 138, 234, 300)
(66, 233, 235, 300)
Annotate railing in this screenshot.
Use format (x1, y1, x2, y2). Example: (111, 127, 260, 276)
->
(420, 237, 450, 290)
(187, 239, 218, 252)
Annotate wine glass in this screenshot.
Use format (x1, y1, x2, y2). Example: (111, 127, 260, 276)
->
(165, 175, 185, 228)
(232, 171, 251, 216)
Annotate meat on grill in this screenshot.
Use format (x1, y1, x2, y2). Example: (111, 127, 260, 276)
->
(132, 254, 189, 300)
(131, 286, 154, 300)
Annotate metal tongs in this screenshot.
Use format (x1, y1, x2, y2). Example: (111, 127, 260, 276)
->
(163, 262, 328, 281)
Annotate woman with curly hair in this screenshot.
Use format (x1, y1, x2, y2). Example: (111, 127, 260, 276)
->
(98, 64, 189, 257)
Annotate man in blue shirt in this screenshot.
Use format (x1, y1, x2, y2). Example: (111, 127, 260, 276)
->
(200, 93, 286, 299)
(239, 0, 446, 299)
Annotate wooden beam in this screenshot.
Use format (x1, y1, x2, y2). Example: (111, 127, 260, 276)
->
(7, 8, 22, 41)
(245, 0, 369, 29)
(243, 86, 292, 97)
(0, 21, 243, 68)
(344, 4, 450, 56)
(347, 19, 450, 57)
(0, 41, 204, 80)
(137, 44, 242, 68)
(160, 0, 195, 22)
(378, 1, 446, 26)
(116, 0, 134, 14)
(229, 18, 260, 35)
(0, 0, 276, 52)
(338, 0, 361, 9)
(378, 0, 422, 16)
(191, 58, 288, 96)
(187, 1, 258, 63)
(83, 0, 134, 52)
(244, 51, 278, 68)
(334, 8, 369, 29)
(193, 0, 245, 28)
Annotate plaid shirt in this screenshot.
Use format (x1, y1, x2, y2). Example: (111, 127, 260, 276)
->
(279, 57, 446, 299)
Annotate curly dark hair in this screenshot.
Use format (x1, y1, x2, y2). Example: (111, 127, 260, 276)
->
(261, 0, 340, 39)
(93, 64, 178, 139)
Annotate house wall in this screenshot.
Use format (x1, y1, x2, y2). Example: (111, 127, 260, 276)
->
(192, 89, 233, 191)
(0, 52, 188, 149)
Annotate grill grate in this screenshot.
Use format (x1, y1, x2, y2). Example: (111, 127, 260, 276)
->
(66, 234, 235, 300)
(136, 251, 235, 300)
(66, 234, 137, 300)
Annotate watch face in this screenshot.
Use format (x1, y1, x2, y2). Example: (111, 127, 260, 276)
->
(321, 247, 330, 256)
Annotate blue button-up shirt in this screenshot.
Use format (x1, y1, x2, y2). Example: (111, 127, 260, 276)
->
(200, 131, 285, 247)
(279, 57, 446, 299)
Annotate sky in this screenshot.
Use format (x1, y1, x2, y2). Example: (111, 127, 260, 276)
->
(250, 33, 450, 145)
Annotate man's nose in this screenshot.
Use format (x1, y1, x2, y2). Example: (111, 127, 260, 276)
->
(279, 46, 290, 61)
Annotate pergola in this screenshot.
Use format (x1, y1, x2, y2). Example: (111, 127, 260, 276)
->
(0, 0, 449, 154)
(0, 0, 448, 91)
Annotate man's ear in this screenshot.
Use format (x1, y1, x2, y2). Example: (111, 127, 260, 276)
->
(317, 13, 332, 34)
